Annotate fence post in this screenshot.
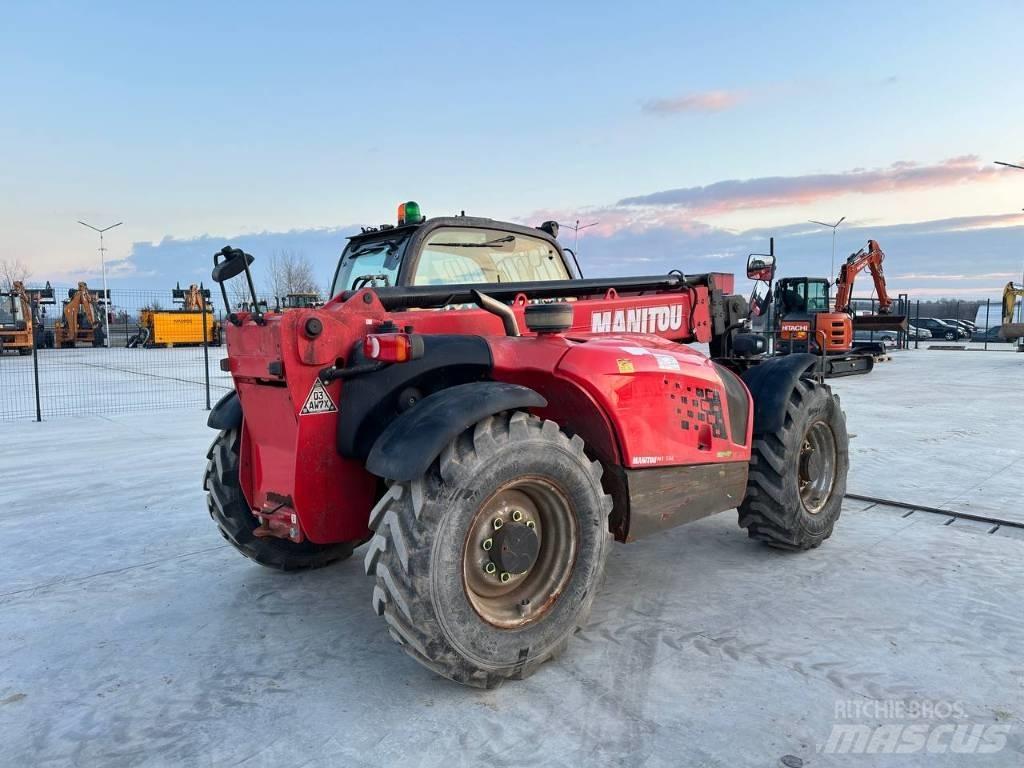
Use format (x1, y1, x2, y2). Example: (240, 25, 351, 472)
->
(32, 318, 42, 422)
(984, 299, 990, 351)
(202, 300, 211, 410)
(914, 300, 920, 350)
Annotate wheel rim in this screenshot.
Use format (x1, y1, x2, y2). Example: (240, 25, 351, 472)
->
(798, 420, 838, 514)
(462, 476, 578, 629)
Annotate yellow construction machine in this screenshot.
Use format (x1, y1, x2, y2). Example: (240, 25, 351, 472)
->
(1000, 281, 1024, 350)
(0, 281, 55, 354)
(128, 282, 221, 348)
(55, 282, 108, 347)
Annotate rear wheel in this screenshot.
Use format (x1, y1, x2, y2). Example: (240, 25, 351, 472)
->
(364, 411, 612, 687)
(739, 378, 848, 549)
(203, 427, 356, 570)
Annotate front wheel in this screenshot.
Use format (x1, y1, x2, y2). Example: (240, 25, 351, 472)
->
(739, 378, 849, 549)
(204, 427, 356, 570)
(364, 411, 613, 687)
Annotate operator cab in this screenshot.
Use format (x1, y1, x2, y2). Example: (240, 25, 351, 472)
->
(775, 277, 831, 316)
(0, 293, 25, 329)
(330, 202, 575, 298)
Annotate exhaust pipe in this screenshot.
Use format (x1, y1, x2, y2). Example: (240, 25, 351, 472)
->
(471, 289, 520, 337)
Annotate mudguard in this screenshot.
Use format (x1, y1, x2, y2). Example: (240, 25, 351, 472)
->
(207, 390, 242, 430)
(740, 354, 818, 434)
(365, 382, 547, 481)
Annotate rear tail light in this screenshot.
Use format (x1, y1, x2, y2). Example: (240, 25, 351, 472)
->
(364, 332, 424, 363)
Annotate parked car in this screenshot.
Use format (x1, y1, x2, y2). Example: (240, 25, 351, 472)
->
(907, 324, 932, 340)
(853, 330, 896, 348)
(941, 318, 976, 337)
(914, 318, 968, 341)
(973, 325, 1015, 343)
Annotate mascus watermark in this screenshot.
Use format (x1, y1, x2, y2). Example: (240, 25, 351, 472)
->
(820, 699, 1011, 755)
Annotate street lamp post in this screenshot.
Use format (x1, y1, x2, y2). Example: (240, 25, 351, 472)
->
(562, 219, 600, 254)
(808, 217, 846, 283)
(78, 220, 122, 348)
(994, 161, 1024, 288)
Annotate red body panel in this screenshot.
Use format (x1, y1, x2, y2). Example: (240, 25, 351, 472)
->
(224, 279, 748, 544)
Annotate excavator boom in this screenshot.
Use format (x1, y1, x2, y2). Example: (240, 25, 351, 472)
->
(834, 240, 906, 332)
(1000, 281, 1024, 340)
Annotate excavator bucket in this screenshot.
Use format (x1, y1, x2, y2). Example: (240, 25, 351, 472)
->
(852, 314, 907, 332)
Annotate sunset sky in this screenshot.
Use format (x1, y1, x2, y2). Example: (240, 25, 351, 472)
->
(3, 1, 1023, 299)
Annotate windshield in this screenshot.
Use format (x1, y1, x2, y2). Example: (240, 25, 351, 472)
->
(0, 295, 24, 326)
(331, 234, 410, 297)
(413, 227, 568, 286)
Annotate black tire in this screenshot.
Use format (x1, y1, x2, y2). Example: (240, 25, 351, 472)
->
(18, 348, 31, 356)
(944, 331, 956, 341)
(738, 378, 848, 550)
(203, 427, 356, 570)
(364, 411, 613, 687)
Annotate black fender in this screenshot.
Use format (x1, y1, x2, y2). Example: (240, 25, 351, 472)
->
(365, 382, 547, 482)
(740, 354, 818, 434)
(207, 390, 242, 430)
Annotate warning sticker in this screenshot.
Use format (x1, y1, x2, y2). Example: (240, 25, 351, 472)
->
(300, 379, 338, 415)
(652, 353, 681, 372)
(616, 358, 635, 374)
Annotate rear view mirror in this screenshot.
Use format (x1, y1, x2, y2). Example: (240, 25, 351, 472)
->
(747, 253, 776, 282)
(212, 247, 255, 283)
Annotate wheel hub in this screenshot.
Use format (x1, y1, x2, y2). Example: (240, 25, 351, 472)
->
(462, 479, 578, 629)
(489, 521, 540, 575)
(798, 420, 838, 514)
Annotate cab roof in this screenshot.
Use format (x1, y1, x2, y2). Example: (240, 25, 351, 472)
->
(346, 216, 561, 250)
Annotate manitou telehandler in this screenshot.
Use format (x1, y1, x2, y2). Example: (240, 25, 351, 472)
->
(55, 282, 107, 347)
(204, 203, 850, 687)
(0, 281, 55, 354)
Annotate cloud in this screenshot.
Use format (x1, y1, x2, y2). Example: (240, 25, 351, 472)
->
(616, 156, 998, 213)
(641, 89, 745, 115)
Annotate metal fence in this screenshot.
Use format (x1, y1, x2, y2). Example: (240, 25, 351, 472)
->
(4, 285, 1019, 423)
(0, 287, 264, 422)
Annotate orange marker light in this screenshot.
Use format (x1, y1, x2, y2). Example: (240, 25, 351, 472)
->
(364, 333, 424, 363)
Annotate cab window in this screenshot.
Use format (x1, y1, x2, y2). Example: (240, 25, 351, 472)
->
(413, 227, 568, 286)
(804, 281, 829, 311)
(332, 237, 406, 295)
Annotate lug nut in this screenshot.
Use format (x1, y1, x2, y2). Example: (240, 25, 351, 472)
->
(500, 572, 511, 583)
(511, 510, 523, 522)
(484, 562, 496, 574)
(482, 538, 493, 551)
(526, 520, 536, 530)
(492, 518, 503, 529)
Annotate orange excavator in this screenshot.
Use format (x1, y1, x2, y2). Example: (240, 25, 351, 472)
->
(771, 239, 906, 376)
(55, 281, 108, 347)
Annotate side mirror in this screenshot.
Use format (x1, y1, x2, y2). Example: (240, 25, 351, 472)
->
(212, 247, 255, 283)
(747, 253, 776, 282)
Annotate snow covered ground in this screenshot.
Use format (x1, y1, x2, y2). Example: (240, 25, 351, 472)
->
(829, 347, 1023, 523)
(0, 347, 1022, 766)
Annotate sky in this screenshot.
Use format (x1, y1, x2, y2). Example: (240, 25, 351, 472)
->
(3, 0, 1024, 302)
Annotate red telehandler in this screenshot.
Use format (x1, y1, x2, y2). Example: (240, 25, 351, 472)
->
(204, 205, 850, 687)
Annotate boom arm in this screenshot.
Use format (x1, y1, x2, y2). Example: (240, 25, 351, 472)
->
(1003, 281, 1024, 326)
(833, 240, 894, 315)
(63, 282, 98, 335)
